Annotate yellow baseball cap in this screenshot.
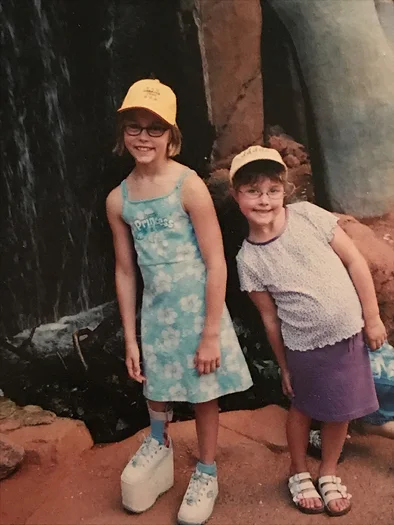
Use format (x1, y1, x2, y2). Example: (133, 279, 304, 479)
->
(117, 79, 177, 126)
(229, 145, 287, 180)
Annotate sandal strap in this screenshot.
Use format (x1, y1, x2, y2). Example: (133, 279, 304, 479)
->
(318, 475, 352, 504)
(289, 472, 321, 504)
(289, 472, 313, 484)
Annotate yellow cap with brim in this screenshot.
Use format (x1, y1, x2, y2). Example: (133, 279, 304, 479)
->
(117, 79, 177, 126)
(229, 145, 287, 180)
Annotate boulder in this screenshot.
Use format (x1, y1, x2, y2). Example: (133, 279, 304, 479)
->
(0, 435, 25, 480)
(8, 417, 94, 467)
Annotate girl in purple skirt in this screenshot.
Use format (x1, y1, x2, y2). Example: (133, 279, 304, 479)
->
(230, 145, 387, 517)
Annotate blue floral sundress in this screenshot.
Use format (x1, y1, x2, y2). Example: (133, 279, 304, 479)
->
(121, 171, 253, 403)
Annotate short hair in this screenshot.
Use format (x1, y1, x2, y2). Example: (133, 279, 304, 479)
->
(113, 113, 182, 157)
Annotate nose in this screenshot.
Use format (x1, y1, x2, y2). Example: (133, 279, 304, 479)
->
(139, 129, 150, 140)
(258, 193, 270, 205)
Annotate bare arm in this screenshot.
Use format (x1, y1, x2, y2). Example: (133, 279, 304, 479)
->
(248, 290, 293, 397)
(182, 172, 227, 373)
(248, 291, 287, 369)
(182, 173, 227, 338)
(106, 187, 145, 381)
(330, 225, 387, 349)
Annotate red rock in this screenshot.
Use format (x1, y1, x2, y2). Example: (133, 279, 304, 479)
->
(219, 405, 288, 452)
(282, 154, 300, 168)
(195, 0, 264, 168)
(2, 409, 393, 525)
(6, 417, 93, 467)
(0, 435, 24, 480)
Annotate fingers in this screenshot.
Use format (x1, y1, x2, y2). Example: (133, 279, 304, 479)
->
(195, 357, 221, 375)
(126, 358, 146, 382)
(368, 334, 387, 351)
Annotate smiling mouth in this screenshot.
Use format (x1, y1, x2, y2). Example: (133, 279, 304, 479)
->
(135, 146, 153, 152)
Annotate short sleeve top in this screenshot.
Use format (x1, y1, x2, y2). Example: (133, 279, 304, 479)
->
(236, 202, 364, 351)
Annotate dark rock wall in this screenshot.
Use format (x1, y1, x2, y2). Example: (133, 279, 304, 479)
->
(1, 0, 211, 336)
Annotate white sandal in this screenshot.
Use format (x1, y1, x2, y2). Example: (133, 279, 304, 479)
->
(288, 472, 324, 514)
(318, 475, 352, 517)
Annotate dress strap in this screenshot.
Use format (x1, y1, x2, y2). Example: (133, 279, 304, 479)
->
(120, 179, 129, 202)
(175, 169, 192, 190)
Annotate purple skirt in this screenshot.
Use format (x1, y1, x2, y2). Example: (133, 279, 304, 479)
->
(286, 332, 378, 422)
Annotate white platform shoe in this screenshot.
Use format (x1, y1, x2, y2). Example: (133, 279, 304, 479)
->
(121, 434, 174, 513)
(177, 468, 219, 525)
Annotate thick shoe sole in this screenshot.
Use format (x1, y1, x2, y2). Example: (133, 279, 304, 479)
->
(121, 449, 174, 513)
(177, 493, 218, 525)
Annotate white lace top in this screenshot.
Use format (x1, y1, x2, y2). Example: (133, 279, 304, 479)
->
(236, 202, 364, 351)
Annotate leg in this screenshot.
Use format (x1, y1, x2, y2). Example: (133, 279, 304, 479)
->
(178, 399, 219, 525)
(194, 398, 219, 465)
(287, 406, 323, 511)
(147, 400, 170, 445)
(319, 421, 351, 514)
(120, 398, 174, 513)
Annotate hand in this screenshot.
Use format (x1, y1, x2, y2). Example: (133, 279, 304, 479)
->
(194, 334, 221, 375)
(125, 342, 146, 382)
(281, 368, 294, 398)
(364, 316, 387, 350)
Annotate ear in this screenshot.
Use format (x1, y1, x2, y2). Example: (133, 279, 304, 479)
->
(229, 187, 239, 202)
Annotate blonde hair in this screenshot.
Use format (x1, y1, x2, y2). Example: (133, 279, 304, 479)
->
(113, 114, 182, 158)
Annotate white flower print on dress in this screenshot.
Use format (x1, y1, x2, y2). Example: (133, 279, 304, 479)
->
(144, 352, 158, 373)
(221, 326, 237, 349)
(157, 307, 178, 325)
(193, 315, 204, 335)
(150, 231, 169, 257)
(223, 351, 240, 373)
(169, 384, 188, 398)
(176, 242, 197, 260)
(186, 354, 196, 369)
(180, 294, 203, 313)
(163, 362, 184, 380)
(153, 270, 172, 294)
(169, 212, 184, 231)
(167, 192, 178, 205)
(141, 318, 147, 338)
(135, 209, 154, 221)
(185, 262, 205, 281)
(199, 373, 220, 397)
(161, 327, 181, 350)
(143, 293, 154, 309)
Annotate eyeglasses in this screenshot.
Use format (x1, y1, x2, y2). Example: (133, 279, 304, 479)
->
(238, 187, 284, 200)
(124, 123, 169, 137)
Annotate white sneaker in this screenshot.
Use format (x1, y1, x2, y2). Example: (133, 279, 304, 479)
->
(177, 468, 219, 525)
(121, 435, 174, 513)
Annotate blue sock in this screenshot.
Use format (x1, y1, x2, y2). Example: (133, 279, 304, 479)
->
(148, 406, 171, 446)
(197, 460, 217, 477)
(151, 419, 166, 444)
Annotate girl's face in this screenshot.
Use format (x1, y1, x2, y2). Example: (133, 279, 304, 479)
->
(233, 176, 285, 229)
(123, 108, 171, 164)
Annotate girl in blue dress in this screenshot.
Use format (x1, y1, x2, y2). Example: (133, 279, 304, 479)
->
(106, 79, 252, 525)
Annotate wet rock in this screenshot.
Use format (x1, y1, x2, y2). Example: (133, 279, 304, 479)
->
(0, 435, 25, 480)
